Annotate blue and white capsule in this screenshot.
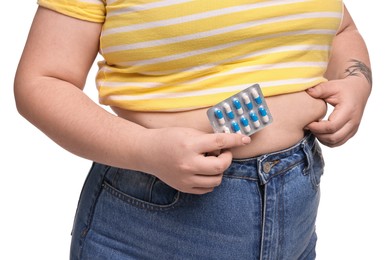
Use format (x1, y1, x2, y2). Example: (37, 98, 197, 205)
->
(214, 108, 225, 125)
(233, 98, 244, 115)
(240, 116, 251, 133)
(242, 93, 253, 110)
(231, 121, 242, 134)
(249, 111, 261, 128)
(250, 88, 263, 105)
(222, 102, 235, 119)
(258, 106, 270, 123)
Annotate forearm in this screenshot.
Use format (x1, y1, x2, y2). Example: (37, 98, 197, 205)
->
(305, 6, 372, 147)
(14, 76, 147, 170)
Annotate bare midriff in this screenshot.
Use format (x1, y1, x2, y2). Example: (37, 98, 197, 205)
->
(112, 91, 327, 159)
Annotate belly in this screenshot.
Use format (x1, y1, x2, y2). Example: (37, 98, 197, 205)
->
(111, 91, 327, 158)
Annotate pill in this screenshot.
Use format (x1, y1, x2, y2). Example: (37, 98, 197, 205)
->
(242, 93, 253, 110)
(214, 108, 226, 125)
(240, 116, 251, 133)
(258, 106, 270, 123)
(222, 102, 235, 119)
(233, 98, 244, 115)
(250, 88, 263, 104)
(249, 111, 261, 128)
(231, 121, 242, 134)
(222, 126, 231, 133)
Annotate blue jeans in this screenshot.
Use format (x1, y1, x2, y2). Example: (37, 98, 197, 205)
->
(70, 133, 324, 260)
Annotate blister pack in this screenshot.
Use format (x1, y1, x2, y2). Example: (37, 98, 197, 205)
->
(207, 84, 273, 136)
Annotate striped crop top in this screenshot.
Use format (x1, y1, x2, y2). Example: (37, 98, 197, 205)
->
(38, 0, 344, 112)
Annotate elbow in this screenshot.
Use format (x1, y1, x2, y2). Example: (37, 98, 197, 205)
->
(13, 73, 35, 121)
(14, 76, 27, 118)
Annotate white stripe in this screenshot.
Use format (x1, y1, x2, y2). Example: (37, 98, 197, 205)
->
(185, 62, 328, 85)
(97, 80, 161, 88)
(116, 28, 333, 67)
(102, 0, 307, 36)
(243, 44, 330, 61)
(261, 78, 323, 88)
(105, 78, 323, 101)
(106, 84, 252, 101)
(223, 62, 328, 74)
(240, 62, 325, 75)
(107, 0, 192, 18)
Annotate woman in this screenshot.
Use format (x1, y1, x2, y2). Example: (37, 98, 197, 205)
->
(14, 1, 371, 259)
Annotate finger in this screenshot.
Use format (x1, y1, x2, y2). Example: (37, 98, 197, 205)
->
(191, 174, 223, 188)
(305, 119, 343, 136)
(306, 82, 337, 100)
(194, 133, 251, 154)
(194, 149, 233, 176)
(306, 104, 350, 135)
(311, 120, 358, 147)
(187, 187, 215, 195)
(180, 174, 223, 194)
(315, 130, 355, 147)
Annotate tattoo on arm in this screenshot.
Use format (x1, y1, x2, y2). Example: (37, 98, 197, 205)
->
(345, 59, 372, 86)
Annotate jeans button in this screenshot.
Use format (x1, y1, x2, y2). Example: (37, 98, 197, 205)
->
(263, 162, 272, 174)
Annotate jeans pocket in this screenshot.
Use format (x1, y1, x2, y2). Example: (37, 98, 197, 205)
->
(104, 167, 180, 209)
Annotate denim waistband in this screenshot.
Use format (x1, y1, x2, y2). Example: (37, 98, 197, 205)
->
(88, 133, 318, 190)
(224, 132, 318, 184)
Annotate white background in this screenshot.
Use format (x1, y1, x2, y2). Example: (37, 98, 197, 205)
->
(1, 1, 388, 259)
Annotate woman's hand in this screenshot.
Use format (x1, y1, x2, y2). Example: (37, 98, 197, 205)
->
(139, 127, 251, 194)
(305, 76, 371, 147)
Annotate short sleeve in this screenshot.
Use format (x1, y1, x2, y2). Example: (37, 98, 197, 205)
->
(37, 0, 106, 23)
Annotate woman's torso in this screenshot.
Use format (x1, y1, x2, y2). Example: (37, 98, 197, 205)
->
(101, 1, 339, 157)
(112, 90, 327, 158)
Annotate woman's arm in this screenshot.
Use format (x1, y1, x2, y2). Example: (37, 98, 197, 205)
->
(14, 7, 145, 169)
(14, 7, 250, 194)
(306, 5, 372, 147)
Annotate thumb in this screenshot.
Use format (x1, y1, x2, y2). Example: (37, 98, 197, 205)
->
(306, 82, 334, 99)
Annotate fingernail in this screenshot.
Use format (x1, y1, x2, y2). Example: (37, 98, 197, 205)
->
(242, 136, 251, 144)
